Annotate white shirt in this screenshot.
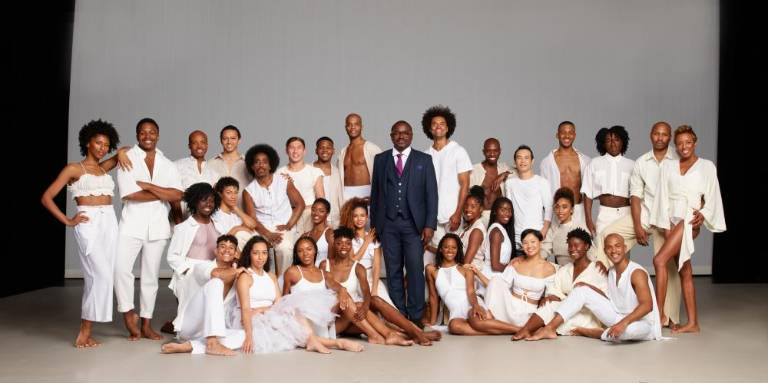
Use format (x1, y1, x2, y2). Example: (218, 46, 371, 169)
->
(469, 162, 513, 197)
(630, 149, 677, 227)
(208, 153, 253, 207)
(392, 146, 412, 168)
(426, 141, 473, 223)
(174, 156, 219, 190)
(277, 164, 324, 206)
(316, 164, 344, 224)
(117, 145, 183, 241)
(581, 154, 635, 199)
(211, 209, 243, 235)
(539, 148, 591, 198)
(504, 175, 553, 246)
(352, 235, 380, 270)
(244, 176, 292, 231)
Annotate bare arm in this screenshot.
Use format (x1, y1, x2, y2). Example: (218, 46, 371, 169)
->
(489, 228, 506, 272)
(281, 182, 306, 230)
(449, 171, 470, 231)
(584, 197, 595, 236)
(236, 274, 254, 353)
(232, 206, 257, 230)
(282, 267, 298, 296)
(313, 175, 325, 199)
(371, 246, 382, 296)
(354, 264, 371, 321)
(41, 164, 87, 226)
(424, 265, 440, 326)
(462, 228, 484, 266)
(136, 181, 183, 202)
(98, 146, 132, 172)
(630, 195, 649, 246)
(606, 270, 654, 338)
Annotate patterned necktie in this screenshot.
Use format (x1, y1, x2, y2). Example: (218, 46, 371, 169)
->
(396, 153, 404, 177)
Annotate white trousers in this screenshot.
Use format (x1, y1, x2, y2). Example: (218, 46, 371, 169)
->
(596, 206, 630, 235)
(179, 278, 229, 340)
(556, 286, 653, 341)
(114, 234, 168, 318)
(73, 205, 118, 322)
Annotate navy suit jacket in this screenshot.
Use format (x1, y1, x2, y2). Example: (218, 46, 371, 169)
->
(370, 148, 438, 233)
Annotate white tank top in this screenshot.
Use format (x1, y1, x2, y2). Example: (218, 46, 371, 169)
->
(314, 227, 330, 267)
(239, 268, 276, 309)
(326, 260, 363, 302)
(435, 265, 467, 299)
(483, 222, 513, 271)
(292, 265, 326, 293)
(67, 162, 115, 199)
(459, 218, 487, 268)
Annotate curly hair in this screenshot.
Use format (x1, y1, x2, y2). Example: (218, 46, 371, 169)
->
(436, 233, 464, 267)
(78, 119, 120, 156)
(339, 197, 368, 229)
(566, 228, 592, 248)
(595, 125, 629, 155)
(466, 185, 485, 205)
(239, 236, 271, 272)
(245, 144, 280, 177)
(674, 125, 697, 143)
(553, 187, 575, 207)
(214, 176, 239, 194)
(421, 105, 456, 140)
(183, 182, 221, 216)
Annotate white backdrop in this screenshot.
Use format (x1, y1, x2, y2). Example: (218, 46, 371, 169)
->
(66, 0, 719, 277)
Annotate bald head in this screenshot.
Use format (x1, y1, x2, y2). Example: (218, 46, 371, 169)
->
(604, 233, 628, 264)
(188, 130, 209, 159)
(482, 138, 501, 165)
(345, 113, 363, 139)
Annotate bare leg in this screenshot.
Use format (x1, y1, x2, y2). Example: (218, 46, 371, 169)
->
(447, 319, 487, 335)
(140, 317, 163, 340)
(319, 337, 364, 352)
(371, 297, 432, 345)
(653, 221, 685, 325)
(161, 341, 193, 354)
(364, 311, 413, 346)
(336, 304, 386, 344)
(467, 316, 520, 335)
(672, 260, 700, 334)
(526, 314, 565, 341)
(292, 314, 331, 354)
(570, 327, 603, 339)
(74, 319, 101, 348)
(512, 314, 544, 341)
(123, 311, 141, 341)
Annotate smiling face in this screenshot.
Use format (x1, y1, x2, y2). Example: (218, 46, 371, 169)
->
(333, 236, 353, 260)
(215, 239, 237, 264)
(557, 123, 576, 149)
(604, 234, 627, 265)
(675, 132, 697, 160)
(249, 242, 270, 271)
(87, 134, 111, 161)
(315, 139, 334, 162)
(521, 232, 542, 258)
(553, 197, 574, 224)
(430, 116, 449, 141)
(494, 201, 513, 225)
(220, 128, 240, 154)
(286, 140, 305, 164)
(439, 237, 459, 264)
(195, 194, 216, 218)
(136, 122, 159, 152)
(345, 114, 363, 139)
(567, 236, 589, 263)
(352, 207, 368, 230)
(514, 148, 533, 173)
(463, 196, 483, 223)
(482, 139, 501, 166)
(311, 201, 329, 225)
(296, 238, 317, 267)
(188, 131, 208, 160)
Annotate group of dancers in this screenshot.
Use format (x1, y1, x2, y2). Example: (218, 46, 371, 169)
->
(42, 105, 725, 354)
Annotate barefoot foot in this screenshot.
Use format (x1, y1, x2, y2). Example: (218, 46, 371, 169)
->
(526, 327, 558, 341)
(161, 342, 193, 354)
(123, 311, 141, 341)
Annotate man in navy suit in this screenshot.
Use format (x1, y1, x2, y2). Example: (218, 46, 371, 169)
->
(370, 120, 438, 324)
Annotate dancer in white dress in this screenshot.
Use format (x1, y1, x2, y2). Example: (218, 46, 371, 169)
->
(231, 236, 362, 354)
(482, 229, 557, 329)
(340, 197, 393, 305)
(425, 234, 519, 335)
(41, 119, 125, 348)
(303, 198, 335, 267)
(483, 197, 515, 278)
(650, 125, 726, 334)
(527, 234, 662, 342)
(512, 228, 607, 340)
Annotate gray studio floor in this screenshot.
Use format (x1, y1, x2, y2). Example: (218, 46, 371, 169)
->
(0, 278, 766, 383)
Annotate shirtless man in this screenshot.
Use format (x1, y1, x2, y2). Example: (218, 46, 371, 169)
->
(539, 121, 591, 226)
(338, 113, 382, 202)
(470, 138, 513, 226)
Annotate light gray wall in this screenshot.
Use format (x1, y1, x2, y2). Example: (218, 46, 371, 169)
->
(66, 0, 719, 277)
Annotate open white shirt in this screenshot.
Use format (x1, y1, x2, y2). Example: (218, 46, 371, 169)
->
(174, 156, 219, 190)
(629, 149, 677, 227)
(426, 141, 473, 223)
(582, 154, 635, 199)
(539, 148, 591, 198)
(117, 145, 183, 241)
